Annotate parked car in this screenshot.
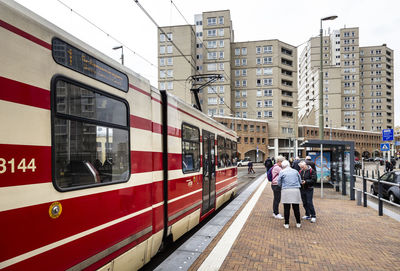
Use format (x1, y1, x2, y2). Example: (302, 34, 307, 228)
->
(370, 170, 400, 203)
(237, 157, 251, 167)
(354, 160, 362, 170)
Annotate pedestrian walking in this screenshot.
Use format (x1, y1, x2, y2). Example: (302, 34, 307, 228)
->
(270, 156, 285, 219)
(248, 161, 255, 174)
(277, 160, 302, 229)
(299, 161, 317, 223)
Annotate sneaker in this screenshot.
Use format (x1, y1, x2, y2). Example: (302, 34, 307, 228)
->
(274, 214, 284, 220)
(302, 216, 310, 220)
(296, 223, 301, 228)
(310, 217, 316, 223)
(284, 224, 289, 229)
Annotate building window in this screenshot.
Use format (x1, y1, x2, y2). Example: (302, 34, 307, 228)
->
(167, 45, 173, 54)
(264, 89, 272, 96)
(218, 29, 224, 36)
(160, 58, 165, 66)
(208, 97, 217, 105)
(263, 79, 273, 85)
(219, 16, 224, 24)
(160, 46, 165, 54)
(264, 68, 272, 75)
(208, 52, 217, 59)
(242, 59, 247, 65)
(160, 70, 165, 78)
(207, 29, 216, 37)
(182, 123, 200, 173)
(264, 100, 273, 107)
(167, 57, 173, 66)
(242, 48, 247, 55)
(264, 46, 272, 53)
(264, 111, 272, 118)
(207, 17, 217, 25)
(167, 81, 173, 90)
(167, 33, 173, 41)
(160, 33, 166, 42)
(264, 57, 272, 64)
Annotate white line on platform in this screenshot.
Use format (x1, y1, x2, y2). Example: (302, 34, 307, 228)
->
(197, 177, 267, 271)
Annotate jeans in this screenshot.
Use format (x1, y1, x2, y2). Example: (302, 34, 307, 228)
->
(284, 204, 300, 224)
(271, 185, 281, 215)
(301, 188, 316, 217)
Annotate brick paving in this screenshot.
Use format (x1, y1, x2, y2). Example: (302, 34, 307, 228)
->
(192, 181, 400, 270)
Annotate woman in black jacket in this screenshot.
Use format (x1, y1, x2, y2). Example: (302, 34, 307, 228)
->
(299, 161, 317, 223)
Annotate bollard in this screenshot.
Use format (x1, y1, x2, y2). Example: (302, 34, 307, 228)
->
(378, 170, 380, 178)
(378, 179, 383, 216)
(366, 171, 368, 178)
(372, 171, 374, 179)
(362, 170, 367, 208)
(357, 190, 362, 205)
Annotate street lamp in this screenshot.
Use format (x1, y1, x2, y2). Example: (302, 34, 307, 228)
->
(113, 45, 124, 65)
(319, 15, 337, 140)
(319, 15, 337, 198)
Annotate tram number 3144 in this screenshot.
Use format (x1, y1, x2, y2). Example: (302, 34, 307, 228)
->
(0, 158, 37, 173)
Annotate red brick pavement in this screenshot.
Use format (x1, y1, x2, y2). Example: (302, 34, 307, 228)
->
(196, 182, 400, 270)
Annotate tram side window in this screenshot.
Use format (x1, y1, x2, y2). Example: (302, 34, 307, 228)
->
(217, 136, 226, 168)
(232, 141, 238, 166)
(182, 123, 200, 173)
(225, 139, 232, 167)
(53, 79, 130, 190)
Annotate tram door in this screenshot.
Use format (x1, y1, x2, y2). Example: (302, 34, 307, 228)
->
(202, 130, 216, 215)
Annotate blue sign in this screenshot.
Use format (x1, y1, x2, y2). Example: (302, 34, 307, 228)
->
(382, 129, 394, 141)
(380, 143, 390, 152)
(396, 141, 400, 146)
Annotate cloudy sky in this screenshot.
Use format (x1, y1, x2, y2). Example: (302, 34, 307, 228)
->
(13, 0, 400, 125)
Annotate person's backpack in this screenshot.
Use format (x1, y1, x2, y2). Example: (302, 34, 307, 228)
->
(267, 165, 276, 182)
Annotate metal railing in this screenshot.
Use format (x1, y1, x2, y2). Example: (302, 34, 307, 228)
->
(352, 169, 400, 216)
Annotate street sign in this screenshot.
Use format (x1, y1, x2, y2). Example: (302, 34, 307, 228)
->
(380, 143, 390, 152)
(382, 129, 394, 141)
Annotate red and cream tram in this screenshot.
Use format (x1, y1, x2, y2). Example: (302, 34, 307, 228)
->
(0, 1, 238, 270)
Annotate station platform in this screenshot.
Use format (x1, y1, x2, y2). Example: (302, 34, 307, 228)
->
(157, 174, 400, 270)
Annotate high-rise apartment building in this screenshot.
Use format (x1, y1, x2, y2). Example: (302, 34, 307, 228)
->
(158, 10, 298, 158)
(298, 27, 394, 132)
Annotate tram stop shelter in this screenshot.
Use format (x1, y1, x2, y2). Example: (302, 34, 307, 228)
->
(300, 139, 355, 200)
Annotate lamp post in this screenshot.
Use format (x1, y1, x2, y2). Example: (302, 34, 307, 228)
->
(113, 46, 124, 65)
(319, 15, 337, 140)
(319, 15, 337, 198)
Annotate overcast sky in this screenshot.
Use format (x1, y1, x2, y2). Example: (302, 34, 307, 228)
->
(14, 0, 400, 125)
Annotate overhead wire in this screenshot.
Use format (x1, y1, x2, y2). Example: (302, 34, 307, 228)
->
(56, 0, 156, 69)
(56, 0, 189, 91)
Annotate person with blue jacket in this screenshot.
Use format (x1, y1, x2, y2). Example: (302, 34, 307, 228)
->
(277, 160, 302, 229)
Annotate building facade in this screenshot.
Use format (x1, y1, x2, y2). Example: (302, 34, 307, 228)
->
(158, 10, 298, 158)
(298, 27, 394, 133)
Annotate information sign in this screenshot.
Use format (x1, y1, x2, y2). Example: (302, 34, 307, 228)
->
(380, 143, 390, 152)
(382, 129, 394, 141)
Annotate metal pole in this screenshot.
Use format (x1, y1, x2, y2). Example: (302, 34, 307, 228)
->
(319, 20, 324, 141)
(321, 143, 324, 198)
(121, 46, 124, 65)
